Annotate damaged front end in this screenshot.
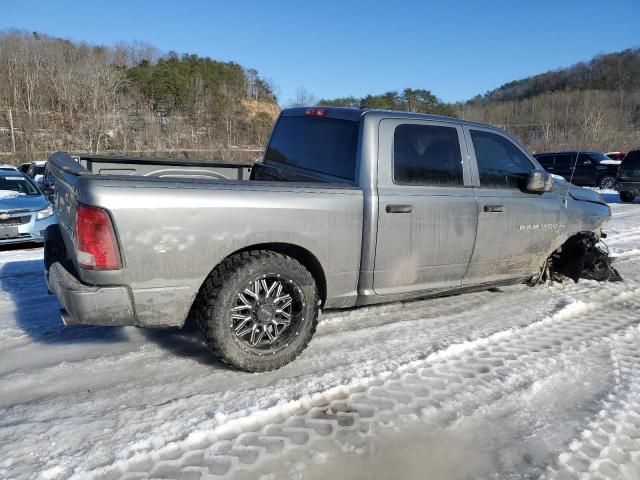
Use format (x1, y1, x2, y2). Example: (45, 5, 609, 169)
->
(533, 232, 622, 285)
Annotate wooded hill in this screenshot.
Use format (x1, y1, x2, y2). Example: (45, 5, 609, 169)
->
(456, 49, 640, 153)
(318, 49, 640, 153)
(317, 88, 455, 117)
(0, 30, 279, 162)
(478, 49, 640, 102)
(1, 29, 637, 162)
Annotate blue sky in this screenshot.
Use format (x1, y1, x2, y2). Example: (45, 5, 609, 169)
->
(2, 0, 639, 105)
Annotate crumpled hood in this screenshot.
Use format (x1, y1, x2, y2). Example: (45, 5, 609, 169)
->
(550, 175, 608, 206)
(0, 194, 49, 212)
(568, 185, 607, 205)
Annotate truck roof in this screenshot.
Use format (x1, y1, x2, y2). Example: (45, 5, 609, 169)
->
(280, 107, 503, 131)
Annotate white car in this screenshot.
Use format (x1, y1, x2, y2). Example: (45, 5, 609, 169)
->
(26, 160, 47, 184)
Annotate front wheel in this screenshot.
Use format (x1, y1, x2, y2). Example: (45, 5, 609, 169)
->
(195, 250, 319, 372)
(598, 175, 616, 190)
(620, 191, 636, 203)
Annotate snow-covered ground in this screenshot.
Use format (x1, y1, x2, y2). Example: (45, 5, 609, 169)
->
(1, 195, 639, 480)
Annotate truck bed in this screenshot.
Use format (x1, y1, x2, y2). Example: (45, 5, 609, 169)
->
(46, 152, 364, 328)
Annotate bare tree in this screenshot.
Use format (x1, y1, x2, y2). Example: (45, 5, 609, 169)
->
(0, 30, 281, 162)
(289, 87, 316, 107)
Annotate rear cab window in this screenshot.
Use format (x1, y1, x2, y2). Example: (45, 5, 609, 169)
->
(264, 114, 359, 181)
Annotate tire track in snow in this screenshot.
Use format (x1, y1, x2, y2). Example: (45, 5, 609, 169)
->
(78, 283, 640, 480)
(547, 328, 640, 480)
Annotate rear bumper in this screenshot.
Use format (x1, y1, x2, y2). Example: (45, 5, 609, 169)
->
(47, 261, 135, 326)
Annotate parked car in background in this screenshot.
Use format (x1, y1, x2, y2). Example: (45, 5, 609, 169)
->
(534, 151, 620, 189)
(616, 149, 640, 203)
(607, 152, 626, 161)
(0, 164, 18, 172)
(18, 163, 31, 173)
(26, 160, 47, 183)
(0, 170, 56, 245)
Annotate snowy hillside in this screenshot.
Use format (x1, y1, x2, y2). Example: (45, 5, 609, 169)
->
(1, 195, 639, 480)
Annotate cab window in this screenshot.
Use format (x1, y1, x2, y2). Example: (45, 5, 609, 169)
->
(470, 130, 534, 189)
(393, 124, 463, 186)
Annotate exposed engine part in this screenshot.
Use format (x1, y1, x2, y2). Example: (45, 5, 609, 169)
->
(530, 233, 622, 285)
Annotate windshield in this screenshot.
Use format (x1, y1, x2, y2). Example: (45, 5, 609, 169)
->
(0, 175, 40, 196)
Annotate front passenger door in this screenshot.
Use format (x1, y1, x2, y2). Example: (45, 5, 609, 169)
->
(463, 127, 562, 285)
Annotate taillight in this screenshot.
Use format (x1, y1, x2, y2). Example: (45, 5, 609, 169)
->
(75, 203, 121, 270)
(305, 107, 328, 117)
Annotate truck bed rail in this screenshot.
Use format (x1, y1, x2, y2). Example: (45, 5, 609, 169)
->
(48, 151, 253, 180)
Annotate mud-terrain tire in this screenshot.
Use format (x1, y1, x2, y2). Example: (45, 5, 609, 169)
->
(598, 175, 616, 190)
(620, 191, 636, 203)
(195, 250, 319, 372)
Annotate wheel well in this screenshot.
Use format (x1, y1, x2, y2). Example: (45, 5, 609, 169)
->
(226, 243, 327, 306)
(550, 232, 598, 282)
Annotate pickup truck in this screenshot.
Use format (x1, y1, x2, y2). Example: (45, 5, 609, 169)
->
(616, 149, 640, 203)
(45, 107, 613, 372)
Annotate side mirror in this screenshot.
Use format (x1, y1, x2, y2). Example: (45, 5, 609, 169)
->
(526, 170, 553, 193)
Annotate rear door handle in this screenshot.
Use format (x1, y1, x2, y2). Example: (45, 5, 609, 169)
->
(483, 204, 504, 213)
(386, 204, 413, 214)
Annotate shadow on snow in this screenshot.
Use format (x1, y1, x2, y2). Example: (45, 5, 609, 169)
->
(0, 253, 226, 367)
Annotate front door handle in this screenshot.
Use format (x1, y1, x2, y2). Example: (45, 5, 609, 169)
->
(386, 204, 413, 214)
(483, 204, 504, 213)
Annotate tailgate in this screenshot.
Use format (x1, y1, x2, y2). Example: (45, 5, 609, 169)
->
(45, 153, 87, 272)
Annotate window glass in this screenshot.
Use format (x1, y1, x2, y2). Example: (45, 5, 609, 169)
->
(536, 155, 554, 167)
(0, 175, 39, 195)
(470, 130, 534, 189)
(264, 116, 358, 180)
(393, 124, 463, 186)
(622, 150, 640, 169)
(555, 154, 574, 167)
(580, 152, 609, 162)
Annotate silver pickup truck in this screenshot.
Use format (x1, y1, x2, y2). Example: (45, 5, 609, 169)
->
(45, 107, 614, 371)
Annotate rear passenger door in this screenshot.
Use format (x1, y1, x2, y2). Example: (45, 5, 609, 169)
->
(463, 127, 561, 285)
(373, 119, 477, 295)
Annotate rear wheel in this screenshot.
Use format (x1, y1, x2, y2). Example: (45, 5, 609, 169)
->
(620, 191, 636, 203)
(598, 175, 616, 190)
(195, 250, 319, 372)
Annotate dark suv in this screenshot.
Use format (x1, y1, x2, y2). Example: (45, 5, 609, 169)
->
(534, 151, 619, 189)
(617, 149, 640, 203)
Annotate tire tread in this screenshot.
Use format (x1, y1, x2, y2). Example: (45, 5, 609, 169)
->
(194, 250, 318, 371)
